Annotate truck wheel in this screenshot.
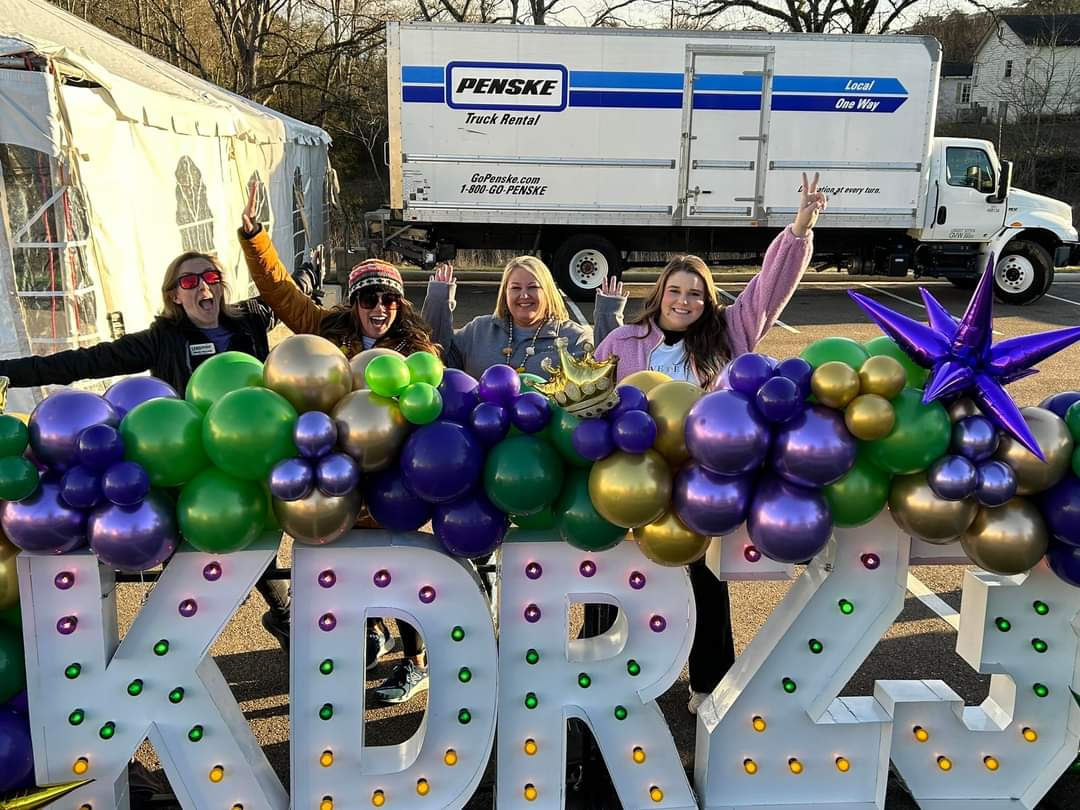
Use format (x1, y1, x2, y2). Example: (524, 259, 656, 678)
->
(553, 235, 621, 302)
(993, 241, 1051, 305)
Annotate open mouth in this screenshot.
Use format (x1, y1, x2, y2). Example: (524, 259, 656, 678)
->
(368, 314, 390, 329)
(198, 297, 216, 311)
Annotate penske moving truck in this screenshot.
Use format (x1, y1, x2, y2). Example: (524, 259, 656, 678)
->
(364, 22, 1079, 303)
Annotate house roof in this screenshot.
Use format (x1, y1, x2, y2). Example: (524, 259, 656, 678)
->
(1001, 14, 1080, 46)
(942, 61, 973, 77)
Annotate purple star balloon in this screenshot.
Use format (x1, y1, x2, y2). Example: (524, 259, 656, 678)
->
(849, 255, 1080, 460)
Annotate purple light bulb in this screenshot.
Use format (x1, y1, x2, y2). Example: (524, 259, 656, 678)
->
(178, 599, 198, 618)
(419, 585, 437, 604)
(318, 570, 337, 589)
(861, 553, 881, 571)
(202, 562, 222, 582)
(628, 571, 647, 590)
(318, 613, 337, 632)
(744, 545, 762, 563)
(56, 615, 78, 635)
(54, 571, 76, 590)
(373, 570, 391, 588)
(524, 604, 542, 623)
(579, 560, 596, 578)
(525, 562, 542, 580)
(649, 615, 667, 633)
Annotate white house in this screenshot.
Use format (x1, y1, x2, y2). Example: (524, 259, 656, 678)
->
(970, 13, 1080, 122)
(937, 61, 974, 122)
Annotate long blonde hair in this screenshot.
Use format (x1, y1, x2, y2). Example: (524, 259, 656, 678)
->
(493, 255, 570, 323)
(159, 252, 237, 322)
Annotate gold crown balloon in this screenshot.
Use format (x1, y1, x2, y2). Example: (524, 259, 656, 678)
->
(531, 338, 619, 418)
(1, 780, 93, 809)
(0, 376, 8, 414)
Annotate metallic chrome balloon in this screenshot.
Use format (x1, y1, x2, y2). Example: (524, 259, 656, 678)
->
(960, 498, 1049, 575)
(633, 510, 709, 566)
(772, 404, 857, 488)
(672, 463, 754, 537)
(620, 370, 671, 395)
(273, 486, 362, 545)
(1039, 390, 1080, 419)
(1040, 474, 1080, 548)
(948, 397, 982, 422)
(993, 407, 1073, 495)
(269, 457, 315, 502)
(810, 361, 860, 409)
(1046, 540, 1080, 587)
(100, 461, 150, 507)
(685, 390, 771, 475)
(747, 474, 833, 564)
(470, 402, 511, 446)
(843, 393, 896, 441)
(0, 479, 88, 553)
(331, 390, 411, 473)
(294, 411, 338, 459)
(29, 389, 120, 471)
(754, 375, 803, 424)
(951, 415, 999, 462)
(888, 472, 977, 544)
(0, 528, 19, 610)
(927, 455, 978, 501)
(349, 347, 404, 390)
(88, 491, 179, 573)
(75, 424, 125, 472)
(726, 353, 774, 397)
(975, 460, 1017, 507)
(646, 381, 703, 465)
(857, 355, 907, 399)
(587, 449, 672, 529)
(103, 376, 178, 417)
(59, 465, 102, 510)
(316, 452, 360, 497)
(264, 334, 353, 413)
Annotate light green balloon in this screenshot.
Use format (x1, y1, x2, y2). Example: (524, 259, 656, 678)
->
(203, 387, 297, 481)
(185, 351, 264, 413)
(120, 398, 208, 487)
(864, 335, 929, 389)
(801, 336, 870, 370)
(406, 351, 445, 387)
(365, 354, 411, 398)
(399, 382, 443, 425)
(178, 468, 265, 553)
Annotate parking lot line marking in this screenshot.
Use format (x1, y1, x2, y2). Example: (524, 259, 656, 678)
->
(1045, 292, 1080, 307)
(859, 283, 1002, 336)
(906, 573, 960, 631)
(716, 288, 800, 334)
(562, 294, 589, 326)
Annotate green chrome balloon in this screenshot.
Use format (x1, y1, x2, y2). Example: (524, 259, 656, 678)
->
(865, 388, 951, 475)
(405, 351, 445, 388)
(203, 387, 297, 480)
(483, 434, 564, 516)
(0, 604, 19, 630)
(800, 336, 870, 370)
(546, 406, 591, 468)
(178, 468, 265, 553)
(0, 456, 39, 502)
(0, 415, 29, 457)
(1065, 401, 1080, 443)
(0, 623, 25, 704)
(825, 451, 892, 527)
(365, 354, 411, 398)
(185, 351, 264, 413)
(554, 468, 625, 551)
(399, 383, 444, 425)
(864, 335, 929, 388)
(120, 398, 208, 488)
(512, 506, 556, 530)
(519, 372, 546, 394)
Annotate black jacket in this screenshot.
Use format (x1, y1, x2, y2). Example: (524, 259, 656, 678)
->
(0, 299, 276, 395)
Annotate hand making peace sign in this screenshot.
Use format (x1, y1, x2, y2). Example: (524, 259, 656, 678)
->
(793, 171, 827, 238)
(242, 178, 260, 236)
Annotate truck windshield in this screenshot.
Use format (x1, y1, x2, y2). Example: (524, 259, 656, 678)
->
(946, 147, 996, 194)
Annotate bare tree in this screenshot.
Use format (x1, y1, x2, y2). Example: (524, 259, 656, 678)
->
(691, 0, 926, 33)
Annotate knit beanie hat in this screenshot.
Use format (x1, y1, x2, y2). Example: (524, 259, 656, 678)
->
(348, 260, 404, 302)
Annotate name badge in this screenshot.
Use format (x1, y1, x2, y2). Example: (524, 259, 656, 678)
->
(190, 342, 216, 357)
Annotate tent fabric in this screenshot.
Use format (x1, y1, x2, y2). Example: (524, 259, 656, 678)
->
(0, 68, 60, 155)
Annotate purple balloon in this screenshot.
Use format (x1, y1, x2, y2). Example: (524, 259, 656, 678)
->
(104, 376, 178, 418)
(76, 424, 125, 472)
(89, 491, 179, 573)
(747, 475, 833, 564)
(511, 392, 552, 434)
(673, 463, 754, 536)
(0, 479, 87, 553)
(269, 457, 314, 502)
(1046, 540, 1080, 587)
(610, 385, 649, 419)
(1039, 391, 1080, 420)
(0, 708, 34, 792)
(951, 416, 999, 462)
(101, 461, 151, 506)
(316, 452, 360, 497)
(1040, 475, 1080, 548)
(470, 402, 510, 446)
(975, 460, 1017, 507)
(363, 467, 432, 532)
(438, 369, 480, 424)
(927, 455, 978, 501)
(611, 410, 657, 454)
(754, 376, 803, 424)
(294, 411, 337, 459)
(727, 353, 775, 397)
(771, 404, 856, 488)
(478, 364, 521, 406)
(685, 390, 771, 475)
(60, 465, 102, 509)
(775, 357, 814, 398)
(572, 418, 615, 461)
(401, 421, 484, 504)
(28, 389, 120, 471)
(433, 491, 508, 558)
(5, 691, 28, 717)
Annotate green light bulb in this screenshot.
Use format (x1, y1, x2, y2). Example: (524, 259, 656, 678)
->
(64, 663, 81, 680)
(525, 649, 540, 665)
(168, 687, 185, 704)
(626, 660, 641, 676)
(451, 626, 465, 642)
(782, 677, 797, 694)
(127, 679, 143, 696)
(1032, 638, 1048, 653)
(319, 703, 334, 721)
(99, 721, 116, 740)
(808, 639, 824, 654)
(525, 692, 538, 710)
(68, 709, 85, 726)
(578, 673, 591, 688)
(188, 725, 204, 742)
(1033, 600, 1049, 616)
(838, 599, 854, 615)
(153, 639, 169, 656)
(614, 705, 628, 721)
(995, 617, 1011, 632)
(1034, 683, 1049, 698)
(458, 667, 472, 683)
(319, 659, 334, 675)
(457, 708, 472, 724)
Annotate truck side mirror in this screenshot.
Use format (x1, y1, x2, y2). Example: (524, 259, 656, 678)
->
(988, 160, 1012, 204)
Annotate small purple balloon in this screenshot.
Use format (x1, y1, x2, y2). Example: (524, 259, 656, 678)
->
(927, 455, 979, 501)
(432, 491, 508, 558)
(754, 376, 803, 424)
(401, 421, 484, 504)
(611, 410, 657, 454)
(363, 467, 432, 531)
(775, 357, 814, 398)
(28, 389, 120, 471)
(269, 457, 314, 502)
(104, 376, 178, 418)
(4, 691, 28, 717)
(89, 491, 179, 573)
(470, 402, 510, 446)
(478, 364, 521, 406)
(685, 390, 771, 475)
(0, 708, 34, 792)
(511, 391, 552, 434)
(1046, 540, 1080, 587)
(294, 411, 337, 459)
(727, 353, 775, 397)
(0, 479, 88, 553)
(101, 461, 151, 506)
(572, 418, 615, 461)
(1040, 475, 1080, 548)
(951, 416, 999, 462)
(771, 405, 857, 488)
(316, 452, 360, 497)
(1039, 391, 1080, 420)
(76, 424, 125, 472)
(747, 475, 833, 564)
(673, 463, 754, 536)
(975, 460, 1018, 507)
(438, 369, 480, 424)
(60, 465, 102, 510)
(610, 385, 649, 420)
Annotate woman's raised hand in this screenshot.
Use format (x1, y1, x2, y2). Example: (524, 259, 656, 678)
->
(242, 178, 259, 235)
(430, 262, 455, 284)
(599, 275, 625, 298)
(793, 171, 827, 237)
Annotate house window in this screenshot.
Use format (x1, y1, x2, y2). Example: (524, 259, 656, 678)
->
(959, 82, 971, 104)
(946, 147, 996, 193)
(175, 156, 215, 253)
(1004, 60, 1013, 79)
(292, 167, 307, 272)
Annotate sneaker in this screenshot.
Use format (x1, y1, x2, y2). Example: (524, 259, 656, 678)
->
(261, 609, 290, 651)
(687, 690, 709, 716)
(366, 624, 399, 671)
(372, 660, 430, 705)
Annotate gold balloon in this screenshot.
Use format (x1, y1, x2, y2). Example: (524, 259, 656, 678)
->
(0, 529, 19, 610)
(621, 370, 671, 395)
(588, 450, 672, 529)
(646, 381, 703, 465)
(857, 355, 907, 399)
(349, 347, 404, 391)
(1, 780, 93, 810)
(948, 397, 981, 423)
(331, 390, 411, 472)
(993, 407, 1074, 495)
(960, 498, 1049, 575)
(844, 394, 896, 441)
(273, 487, 363, 546)
(810, 361, 861, 409)
(888, 472, 978, 544)
(633, 510, 709, 566)
(264, 334, 353, 413)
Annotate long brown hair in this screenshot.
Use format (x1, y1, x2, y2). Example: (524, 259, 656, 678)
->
(631, 254, 731, 388)
(159, 252, 242, 322)
(320, 296, 441, 359)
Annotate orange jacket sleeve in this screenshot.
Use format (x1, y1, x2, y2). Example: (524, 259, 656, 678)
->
(239, 228, 327, 336)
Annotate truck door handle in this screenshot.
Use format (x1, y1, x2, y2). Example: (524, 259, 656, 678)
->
(936, 206, 947, 225)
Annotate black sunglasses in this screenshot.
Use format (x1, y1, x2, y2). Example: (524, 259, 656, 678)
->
(354, 291, 401, 309)
(173, 269, 223, 290)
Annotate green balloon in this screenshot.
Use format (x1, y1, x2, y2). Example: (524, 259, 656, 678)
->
(0, 456, 39, 502)
(554, 468, 625, 551)
(0, 415, 28, 457)
(0, 604, 19, 630)
(800, 336, 870, 370)
(185, 351, 265, 413)
(261, 484, 281, 532)
(512, 507, 556, 530)
(204, 387, 297, 481)
(406, 351, 444, 387)
(865, 388, 951, 475)
(178, 468, 266, 553)
(483, 434, 564, 516)
(121, 398, 208, 487)
(365, 354, 411, 398)
(1065, 401, 1080, 443)
(399, 382, 443, 425)
(1072, 445, 1080, 479)
(519, 372, 546, 394)
(546, 406, 590, 468)
(825, 452, 892, 527)
(0, 624, 25, 704)
(864, 335, 929, 388)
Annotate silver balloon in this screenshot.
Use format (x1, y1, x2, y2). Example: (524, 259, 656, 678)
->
(960, 498, 1049, 575)
(273, 487, 362, 546)
(948, 398, 982, 422)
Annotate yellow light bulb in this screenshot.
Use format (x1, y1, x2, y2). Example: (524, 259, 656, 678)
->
(444, 749, 458, 766)
(788, 758, 803, 774)
(524, 738, 538, 756)
(835, 756, 850, 772)
(743, 758, 758, 775)
(209, 765, 225, 783)
(417, 779, 430, 796)
(984, 755, 999, 771)
(72, 757, 89, 776)
(320, 798, 334, 810)
(913, 726, 929, 742)
(523, 784, 538, 802)
(751, 715, 766, 732)
(372, 789, 385, 807)
(649, 786, 664, 803)
(632, 746, 646, 764)
(231, 805, 244, 810)
(320, 750, 334, 768)
(937, 756, 952, 771)
(1022, 727, 1038, 743)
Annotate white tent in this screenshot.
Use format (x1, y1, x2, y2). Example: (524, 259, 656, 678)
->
(0, 0, 332, 412)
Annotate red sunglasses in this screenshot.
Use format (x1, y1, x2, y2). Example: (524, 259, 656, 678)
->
(174, 269, 223, 290)
(354, 291, 401, 309)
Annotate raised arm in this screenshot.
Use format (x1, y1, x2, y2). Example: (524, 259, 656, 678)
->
(0, 328, 159, 388)
(592, 275, 627, 347)
(421, 262, 458, 353)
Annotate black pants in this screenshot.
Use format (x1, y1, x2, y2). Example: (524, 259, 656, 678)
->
(367, 618, 424, 658)
(688, 559, 735, 694)
(253, 560, 289, 615)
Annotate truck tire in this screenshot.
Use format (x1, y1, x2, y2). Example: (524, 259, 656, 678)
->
(553, 235, 621, 301)
(993, 241, 1051, 305)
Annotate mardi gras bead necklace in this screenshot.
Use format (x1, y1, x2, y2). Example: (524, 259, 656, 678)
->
(504, 316, 557, 373)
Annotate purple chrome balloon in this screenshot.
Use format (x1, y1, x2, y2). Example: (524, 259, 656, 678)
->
(727, 353, 775, 397)
(511, 392, 552, 434)
(1040, 475, 1080, 548)
(775, 357, 814, 399)
(754, 375, 803, 424)
(88, 491, 179, 573)
(76, 424, 125, 472)
(927, 455, 979, 501)
(1039, 391, 1080, 420)
(470, 402, 510, 446)
(685, 390, 771, 475)
(572, 418, 615, 461)
(104, 376, 178, 417)
(951, 415, 999, 462)
(101, 461, 151, 506)
(269, 457, 314, 502)
(771, 404, 857, 488)
(29, 389, 120, 471)
(975, 460, 1018, 507)
(1047, 540, 1080, 587)
(432, 491, 508, 558)
(5, 690, 28, 717)
(610, 385, 649, 419)
(0, 478, 88, 553)
(438, 369, 480, 424)
(316, 452, 360, 497)
(363, 467, 432, 531)
(294, 411, 337, 459)
(60, 465, 102, 509)
(0, 708, 34, 792)
(611, 410, 657, 455)
(478, 364, 521, 406)
(401, 421, 484, 504)
(673, 463, 754, 536)
(747, 475, 833, 564)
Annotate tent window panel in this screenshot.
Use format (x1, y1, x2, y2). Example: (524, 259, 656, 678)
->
(247, 172, 271, 230)
(175, 156, 216, 253)
(292, 167, 307, 271)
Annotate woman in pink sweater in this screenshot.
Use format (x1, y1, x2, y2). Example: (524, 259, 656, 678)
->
(591, 175, 827, 715)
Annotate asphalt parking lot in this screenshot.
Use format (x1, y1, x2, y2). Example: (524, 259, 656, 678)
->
(123, 270, 1080, 809)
